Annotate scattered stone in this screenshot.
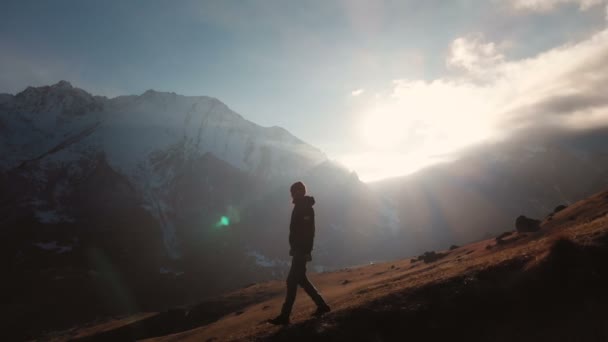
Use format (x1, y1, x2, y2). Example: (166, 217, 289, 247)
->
(496, 231, 513, 240)
(341, 280, 350, 285)
(234, 311, 244, 316)
(390, 265, 396, 269)
(262, 305, 270, 310)
(417, 251, 448, 263)
(553, 204, 568, 213)
(496, 231, 515, 245)
(515, 215, 541, 233)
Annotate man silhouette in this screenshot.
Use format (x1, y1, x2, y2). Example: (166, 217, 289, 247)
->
(268, 181, 331, 325)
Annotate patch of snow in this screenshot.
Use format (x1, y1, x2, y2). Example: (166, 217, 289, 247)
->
(247, 250, 288, 268)
(33, 241, 72, 253)
(35, 209, 75, 224)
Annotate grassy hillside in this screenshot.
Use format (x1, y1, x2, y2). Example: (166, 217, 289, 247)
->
(45, 188, 608, 342)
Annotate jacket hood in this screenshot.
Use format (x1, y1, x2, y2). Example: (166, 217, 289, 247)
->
(294, 195, 315, 207)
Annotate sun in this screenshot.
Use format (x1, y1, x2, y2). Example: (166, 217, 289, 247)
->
(359, 106, 407, 148)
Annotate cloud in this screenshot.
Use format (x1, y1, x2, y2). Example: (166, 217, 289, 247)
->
(446, 34, 506, 80)
(348, 28, 608, 180)
(351, 88, 365, 97)
(424, 29, 608, 136)
(507, 0, 604, 11)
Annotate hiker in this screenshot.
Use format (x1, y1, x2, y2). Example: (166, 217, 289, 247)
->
(268, 181, 331, 325)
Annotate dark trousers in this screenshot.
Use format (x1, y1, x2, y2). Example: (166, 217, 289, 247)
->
(280, 254, 327, 316)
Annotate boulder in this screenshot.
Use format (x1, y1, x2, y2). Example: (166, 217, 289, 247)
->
(515, 215, 541, 233)
(418, 251, 447, 263)
(553, 204, 568, 213)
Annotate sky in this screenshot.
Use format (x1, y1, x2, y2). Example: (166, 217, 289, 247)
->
(1, 0, 608, 181)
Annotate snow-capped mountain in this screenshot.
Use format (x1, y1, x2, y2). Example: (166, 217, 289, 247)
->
(1, 81, 327, 257)
(1, 82, 399, 337)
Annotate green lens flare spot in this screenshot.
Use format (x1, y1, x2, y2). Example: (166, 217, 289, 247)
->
(215, 216, 230, 228)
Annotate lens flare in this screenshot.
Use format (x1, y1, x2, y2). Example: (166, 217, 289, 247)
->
(215, 215, 230, 228)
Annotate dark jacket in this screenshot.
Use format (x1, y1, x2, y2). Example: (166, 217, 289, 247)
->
(289, 196, 316, 255)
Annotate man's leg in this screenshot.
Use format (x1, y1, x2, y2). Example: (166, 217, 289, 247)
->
(298, 265, 328, 308)
(279, 255, 306, 317)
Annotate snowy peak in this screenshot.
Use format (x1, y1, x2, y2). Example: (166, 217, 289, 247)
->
(11, 80, 104, 118)
(0, 81, 329, 258)
(1, 81, 327, 177)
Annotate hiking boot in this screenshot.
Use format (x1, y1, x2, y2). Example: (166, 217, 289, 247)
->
(313, 304, 331, 317)
(268, 314, 290, 325)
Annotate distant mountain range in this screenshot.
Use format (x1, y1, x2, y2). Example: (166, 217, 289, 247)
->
(2, 81, 607, 336)
(0, 81, 397, 334)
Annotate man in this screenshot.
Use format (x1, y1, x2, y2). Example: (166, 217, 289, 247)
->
(268, 181, 331, 325)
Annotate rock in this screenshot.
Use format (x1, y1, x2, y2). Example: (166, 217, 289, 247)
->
(418, 251, 447, 263)
(449, 245, 460, 250)
(515, 215, 541, 233)
(553, 204, 568, 213)
(496, 231, 514, 244)
(496, 231, 513, 240)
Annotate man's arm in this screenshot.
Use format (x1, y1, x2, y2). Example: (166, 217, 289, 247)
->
(302, 207, 315, 254)
(289, 209, 296, 252)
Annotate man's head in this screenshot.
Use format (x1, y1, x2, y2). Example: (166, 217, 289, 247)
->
(290, 181, 306, 200)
